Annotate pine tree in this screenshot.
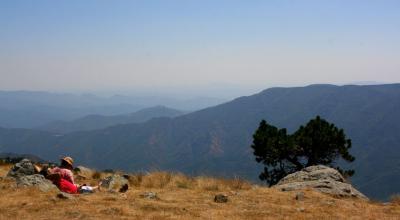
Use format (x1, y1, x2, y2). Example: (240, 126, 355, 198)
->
(251, 116, 355, 186)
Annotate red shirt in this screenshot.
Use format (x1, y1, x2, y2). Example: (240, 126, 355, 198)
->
(50, 167, 75, 184)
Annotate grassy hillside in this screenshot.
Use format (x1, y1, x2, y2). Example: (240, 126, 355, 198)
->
(0, 164, 399, 220)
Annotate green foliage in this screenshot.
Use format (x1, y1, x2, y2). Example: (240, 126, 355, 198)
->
(251, 116, 355, 186)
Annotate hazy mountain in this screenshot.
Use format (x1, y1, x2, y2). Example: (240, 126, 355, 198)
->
(0, 91, 144, 128)
(0, 84, 399, 200)
(0, 91, 224, 128)
(108, 94, 227, 111)
(38, 106, 185, 133)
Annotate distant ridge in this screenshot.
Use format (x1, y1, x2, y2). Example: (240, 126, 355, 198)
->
(0, 152, 47, 163)
(0, 90, 224, 128)
(37, 106, 185, 133)
(0, 84, 399, 200)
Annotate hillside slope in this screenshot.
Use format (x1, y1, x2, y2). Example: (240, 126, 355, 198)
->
(0, 164, 399, 220)
(1, 84, 399, 200)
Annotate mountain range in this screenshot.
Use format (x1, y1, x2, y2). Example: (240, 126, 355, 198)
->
(0, 91, 224, 128)
(37, 106, 185, 134)
(0, 84, 399, 200)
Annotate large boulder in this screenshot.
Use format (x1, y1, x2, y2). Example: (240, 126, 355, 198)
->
(7, 159, 36, 178)
(7, 159, 58, 192)
(16, 174, 58, 192)
(100, 174, 129, 192)
(74, 166, 95, 179)
(274, 165, 368, 200)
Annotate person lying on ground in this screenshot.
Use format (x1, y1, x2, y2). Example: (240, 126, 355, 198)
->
(46, 156, 79, 193)
(48, 156, 100, 194)
(34, 156, 100, 194)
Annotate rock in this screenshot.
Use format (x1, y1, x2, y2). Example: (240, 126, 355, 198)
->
(7, 160, 59, 193)
(57, 192, 75, 200)
(140, 192, 158, 199)
(296, 207, 305, 212)
(74, 166, 94, 179)
(107, 189, 118, 194)
(16, 174, 57, 192)
(100, 174, 129, 192)
(214, 194, 228, 203)
(7, 159, 36, 178)
(295, 192, 305, 201)
(274, 165, 368, 200)
(119, 184, 129, 193)
(323, 200, 335, 205)
(277, 165, 345, 184)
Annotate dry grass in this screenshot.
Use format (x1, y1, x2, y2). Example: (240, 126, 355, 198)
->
(0, 163, 12, 176)
(0, 165, 399, 220)
(91, 171, 102, 180)
(391, 194, 400, 205)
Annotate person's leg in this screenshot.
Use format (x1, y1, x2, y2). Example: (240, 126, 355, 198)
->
(59, 178, 78, 194)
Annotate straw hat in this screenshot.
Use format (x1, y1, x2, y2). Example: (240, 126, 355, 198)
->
(61, 156, 74, 167)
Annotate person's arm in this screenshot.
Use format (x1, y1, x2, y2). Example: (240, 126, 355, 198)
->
(64, 169, 76, 185)
(67, 170, 81, 187)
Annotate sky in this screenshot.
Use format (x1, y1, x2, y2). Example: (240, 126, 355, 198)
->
(0, 0, 399, 97)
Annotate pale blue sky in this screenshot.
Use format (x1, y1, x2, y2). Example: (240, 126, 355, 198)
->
(0, 0, 399, 95)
